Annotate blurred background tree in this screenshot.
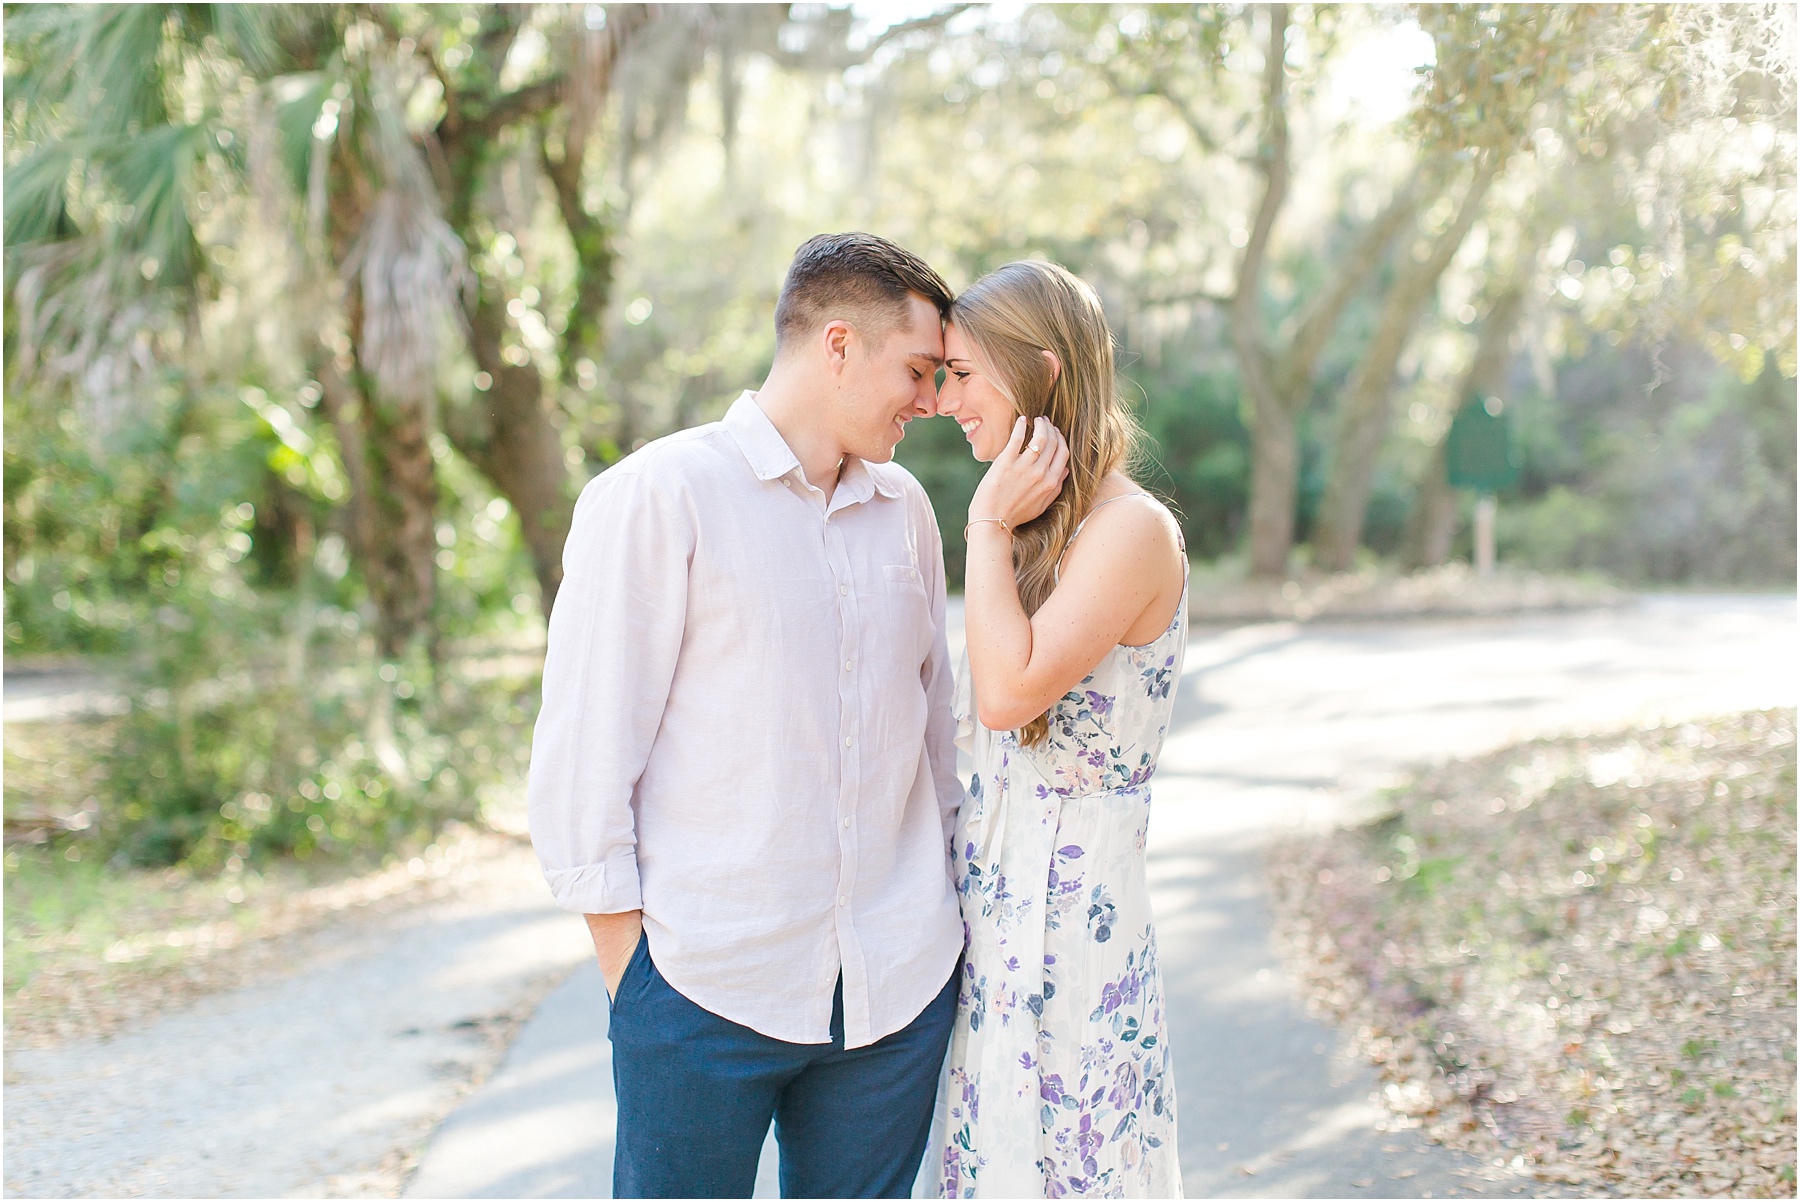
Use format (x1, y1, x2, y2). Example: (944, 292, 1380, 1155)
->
(5, 3, 1793, 873)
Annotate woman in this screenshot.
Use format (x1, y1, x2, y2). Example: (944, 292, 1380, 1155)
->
(920, 260, 1188, 1198)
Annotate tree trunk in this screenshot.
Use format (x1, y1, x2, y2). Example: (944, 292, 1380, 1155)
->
(1404, 272, 1530, 568)
(1312, 155, 1500, 571)
(1404, 439, 1460, 570)
(361, 385, 440, 658)
(1233, 4, 1294, 578)
(446, 290, 576, 614)
(1245, 392, 1301, 574)
(319, 160, 440, 660)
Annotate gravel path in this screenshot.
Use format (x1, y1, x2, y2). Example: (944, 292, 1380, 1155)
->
(408, 593, 1794, 1198)
(4, 844, 589, 1198)
(6, 594, 1791, 1199)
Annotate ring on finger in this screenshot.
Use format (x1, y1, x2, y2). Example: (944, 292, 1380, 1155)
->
(1026, 440, 1043, 455)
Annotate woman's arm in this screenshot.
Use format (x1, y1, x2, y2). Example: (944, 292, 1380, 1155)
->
(964, 421, 1181, 731)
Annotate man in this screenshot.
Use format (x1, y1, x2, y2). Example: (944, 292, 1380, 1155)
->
(527, 232, 964, 1197)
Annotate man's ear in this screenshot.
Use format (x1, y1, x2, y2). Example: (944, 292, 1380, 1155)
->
(1041, 348, 1061, 386)
(822, 319, 854, 372)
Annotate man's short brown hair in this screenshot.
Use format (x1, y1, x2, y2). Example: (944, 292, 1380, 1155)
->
(774, 232, 953, 352)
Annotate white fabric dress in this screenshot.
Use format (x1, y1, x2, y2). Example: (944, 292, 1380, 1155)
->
(922, 497, 1186, 1198)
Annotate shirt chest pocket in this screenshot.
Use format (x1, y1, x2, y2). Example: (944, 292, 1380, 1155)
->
(881, 563, 925, 591)
(868, 563, 932, 666)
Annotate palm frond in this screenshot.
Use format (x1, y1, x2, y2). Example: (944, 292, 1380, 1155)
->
(4, 140, 84, 248)
(73, 5, 175, 139)
(2, 5, 95, 127)
(197, 3, 291, 77)
(98, 121, 208, 286)
(268, 70, 334, 195)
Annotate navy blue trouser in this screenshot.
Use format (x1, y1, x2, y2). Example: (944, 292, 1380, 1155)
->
(607, 934, 957, 1198)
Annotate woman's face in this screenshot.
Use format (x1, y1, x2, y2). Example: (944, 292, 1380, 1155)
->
(936, 322, 1018, 463)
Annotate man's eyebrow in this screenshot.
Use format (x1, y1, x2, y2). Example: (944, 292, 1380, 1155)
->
(908, 350, 946, 367)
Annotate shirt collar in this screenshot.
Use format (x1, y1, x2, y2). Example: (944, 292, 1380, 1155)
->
(722, 391, 904, 501)
(723, 392, 802, 482)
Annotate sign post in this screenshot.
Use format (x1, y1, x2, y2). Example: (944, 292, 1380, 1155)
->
(1445, 395, 1519, 576)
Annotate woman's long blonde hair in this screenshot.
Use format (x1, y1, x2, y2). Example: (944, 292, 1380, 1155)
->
(952, 260, 1141, 747)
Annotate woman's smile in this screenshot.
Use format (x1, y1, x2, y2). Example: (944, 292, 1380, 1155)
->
(938, 322, 1016, 462)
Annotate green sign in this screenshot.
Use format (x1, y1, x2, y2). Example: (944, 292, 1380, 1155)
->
(1445, 395, 1519, 492)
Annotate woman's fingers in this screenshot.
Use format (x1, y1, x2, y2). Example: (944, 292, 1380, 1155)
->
(1045, 433, 1071, 486)
(1035, 425, 1066, 478)
(1002, 415, 1030, 461)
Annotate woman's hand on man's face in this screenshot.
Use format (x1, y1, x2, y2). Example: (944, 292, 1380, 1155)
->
(969, 415, 1070, 530)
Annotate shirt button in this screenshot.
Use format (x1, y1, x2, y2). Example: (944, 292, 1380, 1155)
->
(844, 736, 853, 747)
(838, 583, 848, 595)
(844, 660, 854, 672)
(837, 896, 847, 907)
(843, 816, 852, 828)
(909, 569, 917, 580)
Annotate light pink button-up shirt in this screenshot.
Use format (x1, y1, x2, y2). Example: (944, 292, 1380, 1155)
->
(526, 392, 964, 1048)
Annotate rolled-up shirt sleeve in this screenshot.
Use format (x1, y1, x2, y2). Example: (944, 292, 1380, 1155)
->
(527, 468, 690, 914)
(914, 490, 962, 846)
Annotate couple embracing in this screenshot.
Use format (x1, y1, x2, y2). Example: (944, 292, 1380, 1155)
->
(528, 233, 1187, 1199)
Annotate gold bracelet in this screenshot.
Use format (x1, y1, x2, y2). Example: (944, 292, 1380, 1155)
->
(965, 517, 1011, 538)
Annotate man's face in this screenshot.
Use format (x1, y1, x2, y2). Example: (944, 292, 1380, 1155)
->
(828, 293, 945, 464)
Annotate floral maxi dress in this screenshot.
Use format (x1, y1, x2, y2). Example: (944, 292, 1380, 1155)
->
(923, 546, 1187, 1198)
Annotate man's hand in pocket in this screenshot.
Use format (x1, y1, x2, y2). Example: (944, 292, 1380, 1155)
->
(585, 910, 645, 998)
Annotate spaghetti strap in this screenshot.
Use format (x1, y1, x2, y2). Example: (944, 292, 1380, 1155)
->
(1054, 492, 1159, 583)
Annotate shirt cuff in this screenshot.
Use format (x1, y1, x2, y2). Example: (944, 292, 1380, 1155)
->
(543, 853, 643, 915)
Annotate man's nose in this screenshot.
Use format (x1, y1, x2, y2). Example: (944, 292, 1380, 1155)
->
(915, 378, 940, 417)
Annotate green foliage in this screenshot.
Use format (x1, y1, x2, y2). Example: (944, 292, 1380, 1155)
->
(1501, 350, 1797, 584)
(1131, 365, 1249, 560)
(5, 348, 533, 868)
(103, 631, 530, 868)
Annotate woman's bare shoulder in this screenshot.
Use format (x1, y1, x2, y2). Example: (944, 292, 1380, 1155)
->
(1077, 477, 1182, 553)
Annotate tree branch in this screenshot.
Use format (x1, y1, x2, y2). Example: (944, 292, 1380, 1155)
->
(1140, 284, 1236, 307)
(1091, 57, 1221, 155)
(1228, 3, 1290, 393)
(463, 76, 565, 142)
(863, 5, 975, 55)
(1145, 73, 1222, 155)
(1275, 162, 1425, 396)
(765, 4, 973, 71)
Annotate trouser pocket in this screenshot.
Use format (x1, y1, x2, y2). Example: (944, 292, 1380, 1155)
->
(606, 930, 651, 1018)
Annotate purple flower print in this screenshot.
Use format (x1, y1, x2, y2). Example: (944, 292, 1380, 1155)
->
(933, 573, 1183, 1194)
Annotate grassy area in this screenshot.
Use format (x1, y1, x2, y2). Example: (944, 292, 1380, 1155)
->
(4, 661, 542, 1048)
(1270, 709, 1797, 1197)
(4, 807, 525, 1049)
